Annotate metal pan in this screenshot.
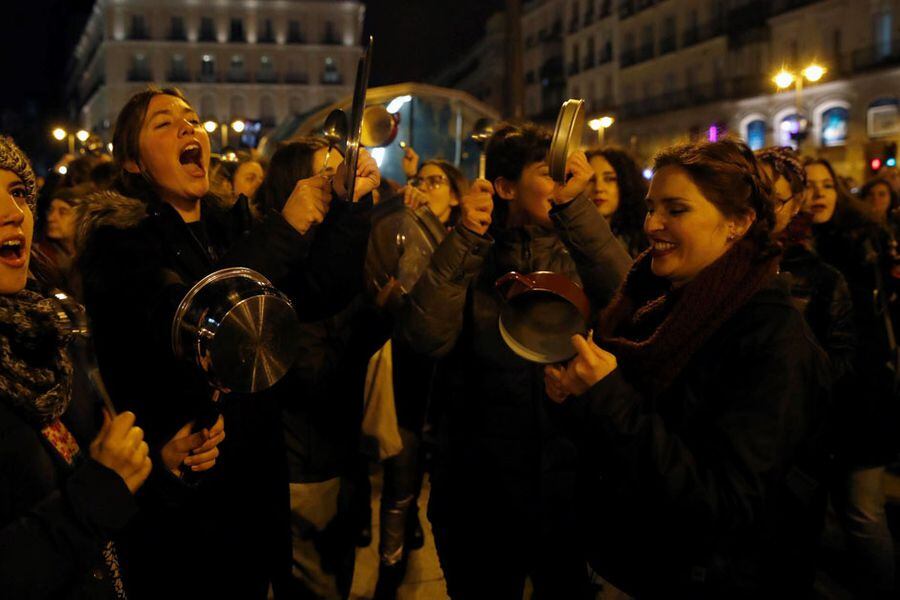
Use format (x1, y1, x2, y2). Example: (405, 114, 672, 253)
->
(171, 267, 301, 394)
(548, 99, 585, 183)
(344, 36, 374, 203)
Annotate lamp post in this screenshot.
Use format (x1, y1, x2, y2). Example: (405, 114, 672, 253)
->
(51, 127, 90, 155)
(588, 116, 615, 145)
(772, 63, 826, 150)
(203, 119, 245, 150)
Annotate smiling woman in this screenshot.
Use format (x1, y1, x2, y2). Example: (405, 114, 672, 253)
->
(545, 138, 830, 597)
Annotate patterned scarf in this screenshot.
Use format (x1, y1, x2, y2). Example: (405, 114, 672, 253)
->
(598, 240, 779, 399)
(0, 285, 73, 425)
(0, 285, 127, 598)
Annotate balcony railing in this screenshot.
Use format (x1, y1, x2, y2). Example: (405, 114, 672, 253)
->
(257, 71, 279, 83)
(852, 39, 900, 72)
(619, 49, 637, 68)
(619, 76, 766, 119)
(321, 72, 344, 85)
(583, 54, 596, 70)
(226, 70, 250, 83)
(598, 45, 613, 65)
(683, 20, 725, 48)
(167, 69, 191, 82)
(637, 43, 654, 62)
(285, 72, 310, 84)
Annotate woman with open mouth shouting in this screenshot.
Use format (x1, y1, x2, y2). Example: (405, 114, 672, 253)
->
(545, 138, 830, 598)
(76, 87, 380, 599)
(0, 135, 152, 599)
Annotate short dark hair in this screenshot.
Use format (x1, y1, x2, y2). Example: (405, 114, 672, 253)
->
(653, 137, 778, 259)
(484, 122, 551, 185)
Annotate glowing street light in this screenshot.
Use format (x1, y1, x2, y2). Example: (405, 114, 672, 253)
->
(52, 127, 67, 141)
(76, 130, 90, 143)
(203, 120, 218, 134)
(802, 63, 826, 83)
(773, 69, 795, 90)
(588, 115, 615, 143)
(231, 120, 246, 133)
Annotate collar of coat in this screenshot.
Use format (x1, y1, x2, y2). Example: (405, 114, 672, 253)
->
(598, 239, 779, 399)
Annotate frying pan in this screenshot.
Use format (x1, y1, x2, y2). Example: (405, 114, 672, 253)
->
(548, 99, 585, 183)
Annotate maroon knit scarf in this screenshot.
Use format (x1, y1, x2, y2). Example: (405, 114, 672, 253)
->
(598, 240, 779, 399)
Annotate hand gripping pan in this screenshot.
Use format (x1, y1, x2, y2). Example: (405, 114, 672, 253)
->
(344, 36, 374, 203)
(548, 99, 586, 183)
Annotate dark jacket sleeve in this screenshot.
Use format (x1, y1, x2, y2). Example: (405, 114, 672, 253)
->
(217, 209, 314, 289)
(563, 304, 818, 534)
(398, 225, 493, 357)
(823, 271, 856, 383)
(0, 458, 136, 597)
(550, 194, 632, 309)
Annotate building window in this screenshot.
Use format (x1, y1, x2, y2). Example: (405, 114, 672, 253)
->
(128, 53, 152, 82)
(228, 55, 247, 82)
(200, 17, 216, 42)
(868, 98, 900, 137)
(259, 96, 276, 126)
(745, 119, 766, 150)
(169, 54, 189, 82)
(200, 54, 216, 82)
(874, 10, 893, 59)
(200, 95, 217, 120)
(258, 56, 276, 82)
(230, 18, 245, 43)
(820, 106, 849, 147)
(321, 57, 342, 84)
(288, 20, 304, 44)
(779, 114, 803, 149)
(169, 17, 186, 41)
(323, 21, 340, 45)
(661, 15, 676, 54)
(259, 19, 275, 43)
(129, 15, 149, 40)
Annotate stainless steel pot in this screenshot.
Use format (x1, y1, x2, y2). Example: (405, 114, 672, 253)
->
(171, 267, 301, 393)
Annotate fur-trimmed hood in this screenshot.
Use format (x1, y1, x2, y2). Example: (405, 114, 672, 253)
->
(74, 190, 149, 257)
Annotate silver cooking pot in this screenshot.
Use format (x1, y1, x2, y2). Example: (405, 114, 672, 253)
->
(171, 267, 301, 394)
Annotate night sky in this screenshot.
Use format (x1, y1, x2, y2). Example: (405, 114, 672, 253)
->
(0, 0, 502, 167)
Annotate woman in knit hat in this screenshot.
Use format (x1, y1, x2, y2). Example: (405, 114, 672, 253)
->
(0, 135, 151, 598)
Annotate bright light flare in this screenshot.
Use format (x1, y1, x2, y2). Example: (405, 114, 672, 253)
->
(386, 95, 412, 114)
(76, 130, 90, 142)
(371, 147, 386, 167)
(773, 70, 795, 90)
(231, 120, 245, 133)
(589, 116, 615, 130)
(802, 64, 826, 82)
(52, 128, 67, 141)
(203, 120, 218, 133)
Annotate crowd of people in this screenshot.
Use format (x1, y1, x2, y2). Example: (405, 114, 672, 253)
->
(0, 84, 898, 600)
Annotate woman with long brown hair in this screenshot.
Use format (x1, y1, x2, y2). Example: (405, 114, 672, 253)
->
(546, 138, 829, 597)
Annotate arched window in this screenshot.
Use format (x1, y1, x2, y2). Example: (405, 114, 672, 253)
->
(739, 114, 767, 150)
(230, 96, 247, 120)
(259, 95, 276, 125)
(778, 113, 802, 149)
(820, 106, 849, 147)
(868, 97, 900, 138)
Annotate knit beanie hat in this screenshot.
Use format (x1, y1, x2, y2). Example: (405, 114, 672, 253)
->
(0, 136, 36, 211)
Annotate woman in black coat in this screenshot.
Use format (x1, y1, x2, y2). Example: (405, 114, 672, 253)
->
(546, 139, 830, 597)
(76, 88, 380, 598)
(0, 135, 151, 599)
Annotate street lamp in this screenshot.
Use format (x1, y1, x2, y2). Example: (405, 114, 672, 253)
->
(231, 120, 246, 134)
(588, 115, 615, 144)
(50, 127, 90, 155)
(771, 63, 827, 150)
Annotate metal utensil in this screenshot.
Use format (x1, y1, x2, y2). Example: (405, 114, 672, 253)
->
(344, 36, 374, 202)
(321, 108, 348, 175)
(470, 118, 495, 180)
(548, 99, 586, 183)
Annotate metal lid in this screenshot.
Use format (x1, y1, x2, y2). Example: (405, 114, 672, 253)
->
(548, 99, 586, 183)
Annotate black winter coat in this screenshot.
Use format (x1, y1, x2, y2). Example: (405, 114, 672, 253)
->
(400, 196, 631, 540)
(814, 220, 900, 465)
(563, 279, 831, 598)
(0, 394, 136, 599)
(78, 192, 310, 598)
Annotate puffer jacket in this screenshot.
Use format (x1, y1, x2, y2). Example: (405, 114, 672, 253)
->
(400, 195, 631, 539)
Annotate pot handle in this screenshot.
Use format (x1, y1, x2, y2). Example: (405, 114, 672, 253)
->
(495, 271, 535, 298)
